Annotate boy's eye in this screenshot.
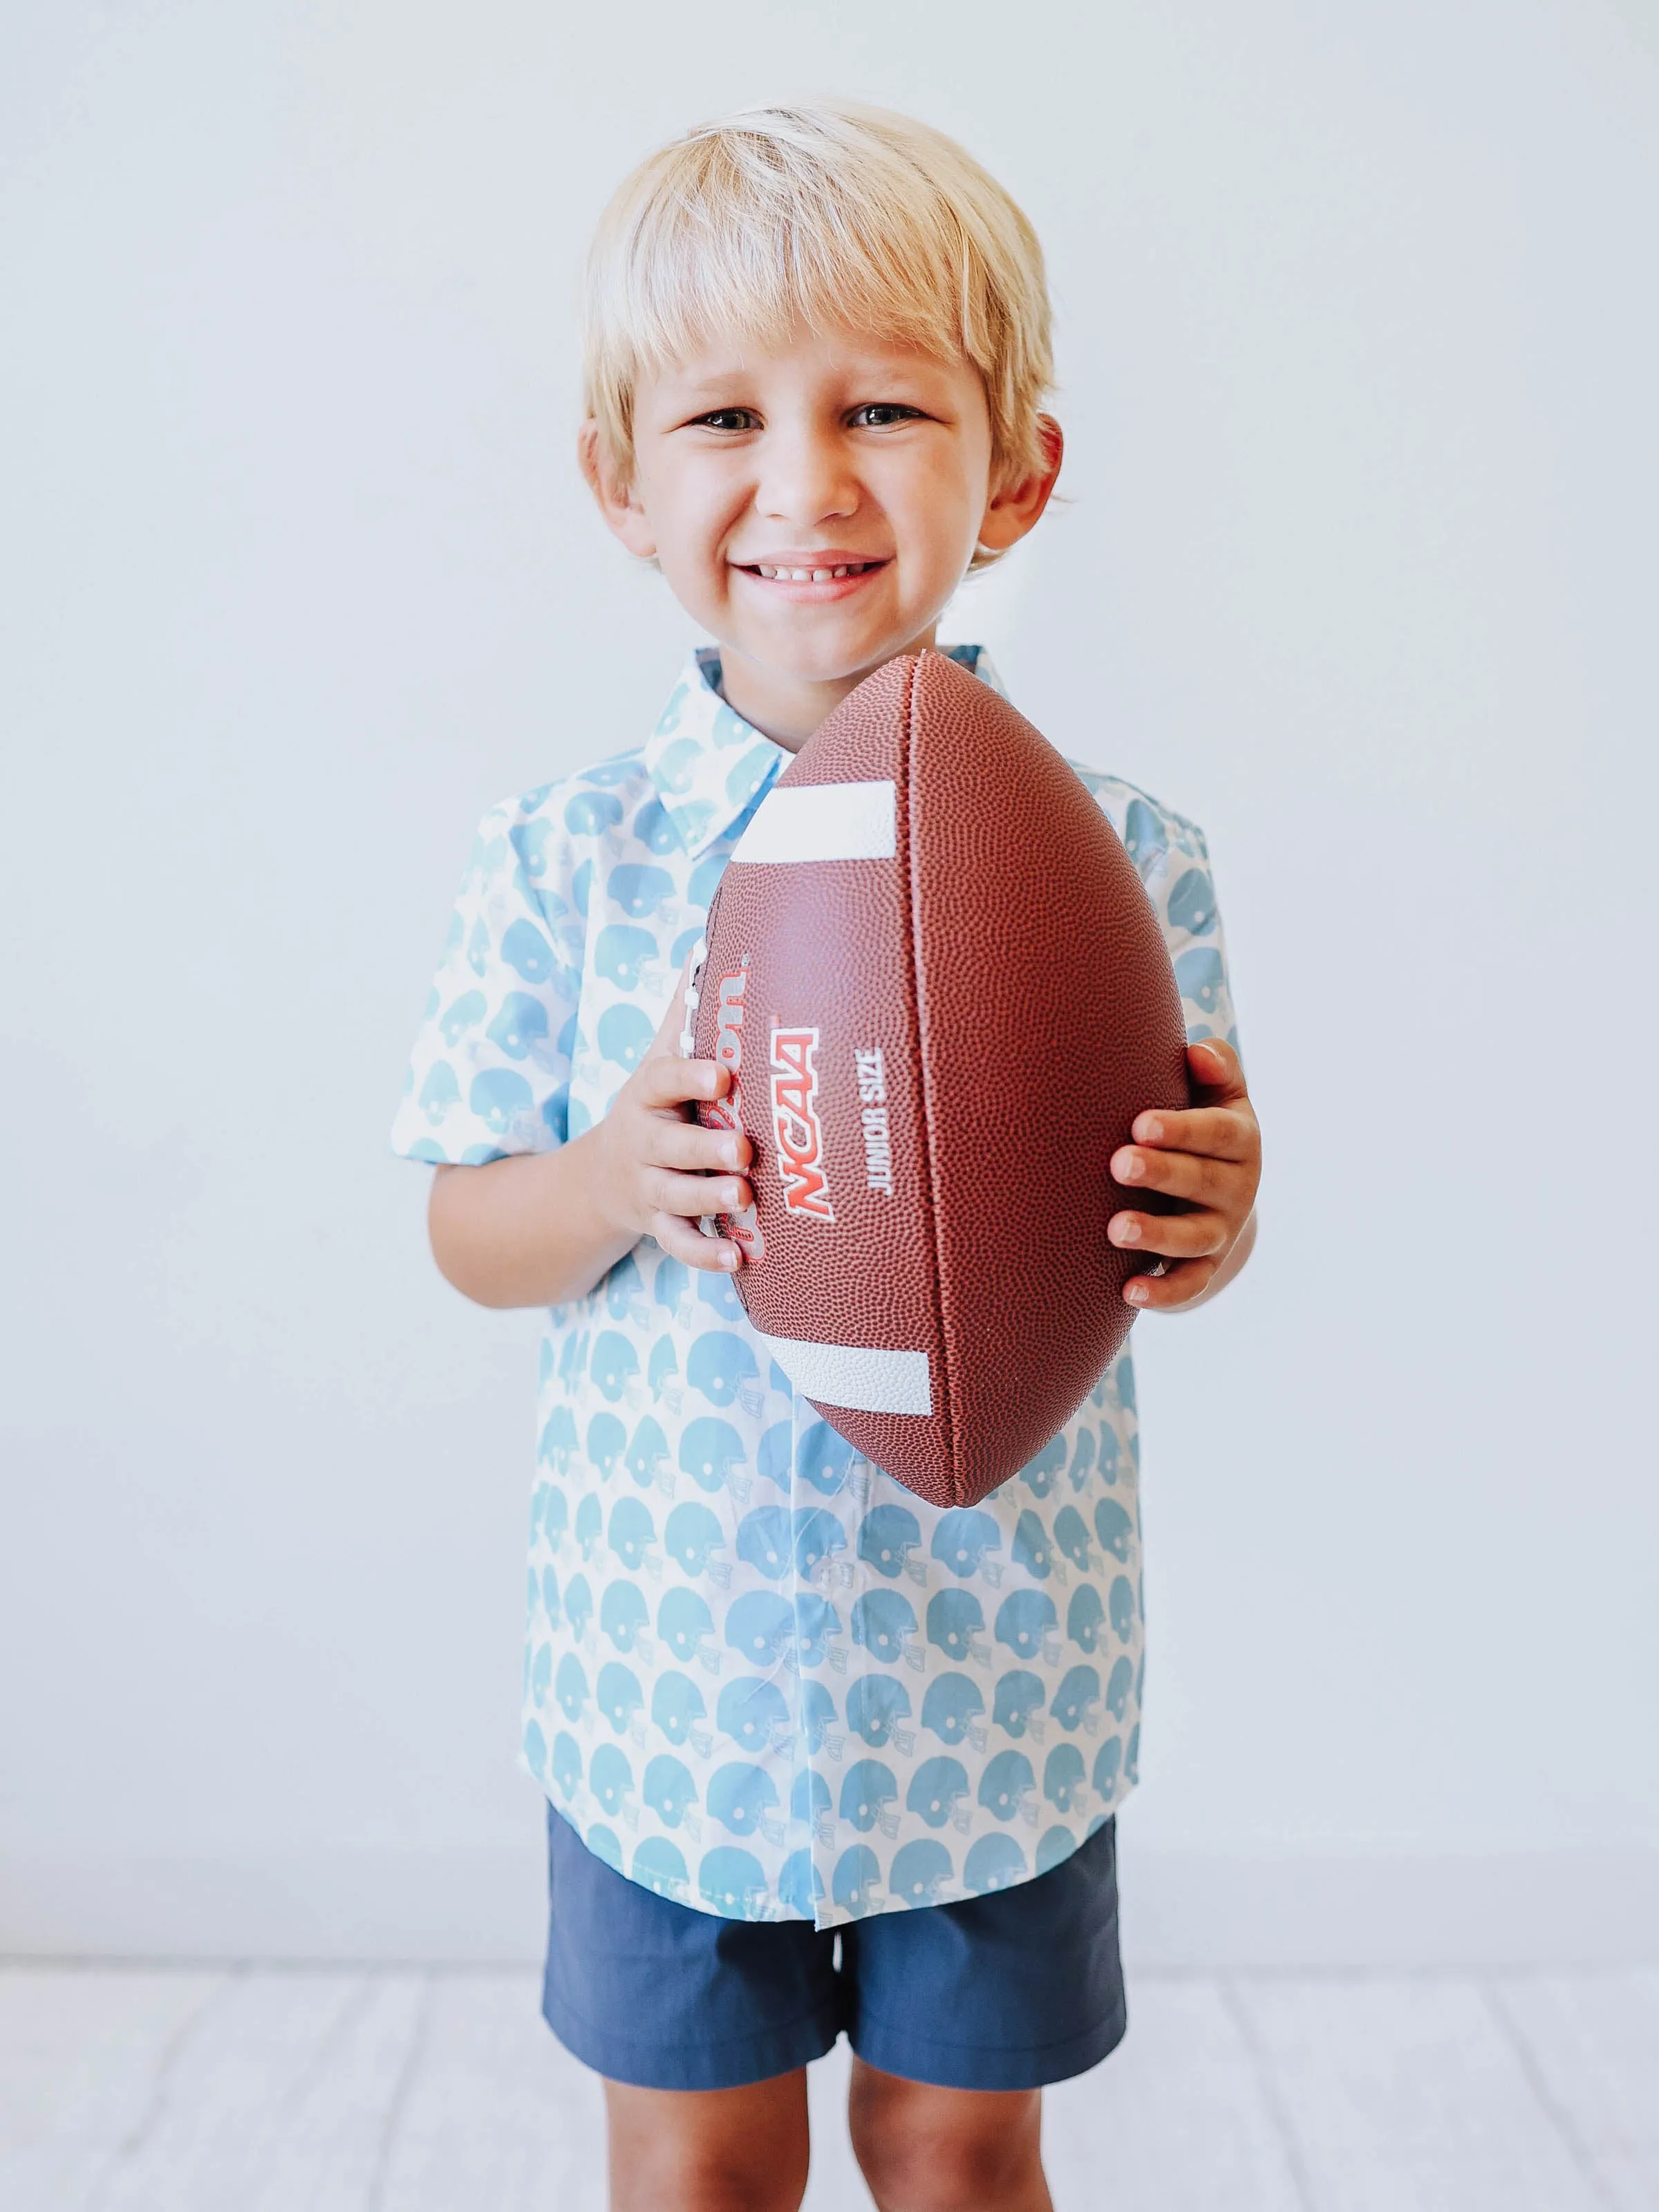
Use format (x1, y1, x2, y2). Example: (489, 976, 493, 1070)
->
(692, 408, 760, 432)
(849, 403, 923, 429)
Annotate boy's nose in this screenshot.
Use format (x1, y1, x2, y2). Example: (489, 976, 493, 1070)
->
(756, 429, 859, 526)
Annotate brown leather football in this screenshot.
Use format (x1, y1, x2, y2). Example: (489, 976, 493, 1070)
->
(686, 650, 1189, 1510)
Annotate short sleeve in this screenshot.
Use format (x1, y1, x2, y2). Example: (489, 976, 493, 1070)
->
(1071, 769, 1241, 1060)
(391, 794, 583, 1166)
(1143, 818, 1241, 1056)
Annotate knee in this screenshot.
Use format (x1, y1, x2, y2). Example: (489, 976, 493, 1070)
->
(848, 2071, 1043, 2212)
(615, 2136, 807, 2212)
(852, 2126, 1038, 2212)
(679, 2150, 808, 2212)
(606, 2079, 809, 2212)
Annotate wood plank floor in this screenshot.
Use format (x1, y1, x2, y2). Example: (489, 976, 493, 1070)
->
(1, 1966, 1653, 2211)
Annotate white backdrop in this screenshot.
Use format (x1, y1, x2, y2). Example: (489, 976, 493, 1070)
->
(3, 0, 1654, 1967)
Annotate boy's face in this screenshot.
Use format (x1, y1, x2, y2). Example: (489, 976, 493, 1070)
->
(583, 327, 1060, 744)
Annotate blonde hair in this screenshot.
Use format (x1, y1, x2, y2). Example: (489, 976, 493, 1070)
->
(582, 100, 1053, 563)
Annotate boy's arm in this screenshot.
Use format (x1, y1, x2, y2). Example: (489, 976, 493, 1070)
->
(427, 965, 753, 1310)
(428, 1132, 637, 1310)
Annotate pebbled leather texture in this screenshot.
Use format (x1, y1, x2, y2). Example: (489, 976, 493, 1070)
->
(695, 651, 1190, 1509)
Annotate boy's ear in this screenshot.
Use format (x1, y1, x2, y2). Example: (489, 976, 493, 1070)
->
(977, 414, 1064, 554)
(579, 418, 657, 560)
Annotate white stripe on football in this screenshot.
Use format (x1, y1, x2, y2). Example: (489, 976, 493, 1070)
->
(729, 779, 896, 865)
(759, 1335, 933, 1417)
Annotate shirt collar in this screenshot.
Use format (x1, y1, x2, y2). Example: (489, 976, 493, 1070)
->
(644, 644, 1009, 859)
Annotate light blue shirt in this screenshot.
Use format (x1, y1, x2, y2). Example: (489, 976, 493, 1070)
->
(392, 646, 1239, 1928)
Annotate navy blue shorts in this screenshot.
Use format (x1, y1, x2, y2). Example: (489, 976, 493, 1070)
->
(540, 1803, 1127, 2092)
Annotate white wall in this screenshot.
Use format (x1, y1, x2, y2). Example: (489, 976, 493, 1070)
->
(3, 0, 1654, 1967)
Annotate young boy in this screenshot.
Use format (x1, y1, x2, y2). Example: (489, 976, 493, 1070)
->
(392, 100, 1259, 2212)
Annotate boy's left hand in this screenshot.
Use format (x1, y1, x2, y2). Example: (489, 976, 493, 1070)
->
(1108, 1038, 1260, 1311)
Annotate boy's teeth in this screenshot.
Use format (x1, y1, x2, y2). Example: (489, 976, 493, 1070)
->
(755, 562, 870, 580)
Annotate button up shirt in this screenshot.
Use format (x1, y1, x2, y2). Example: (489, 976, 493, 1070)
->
(392, 646, 1239, 1928)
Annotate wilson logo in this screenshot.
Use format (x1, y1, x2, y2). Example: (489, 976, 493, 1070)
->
(771, 1027, 834, 1221)
(706, 969, 747, 1133)
(706, 965, 764, 1262)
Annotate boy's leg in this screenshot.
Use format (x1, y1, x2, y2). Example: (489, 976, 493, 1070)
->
(847, 2059, 1050, 2212)
(605, 2072, 811, 2212)
(541, 1806, 839, 2207)
(836, 1819, 1125, 2211)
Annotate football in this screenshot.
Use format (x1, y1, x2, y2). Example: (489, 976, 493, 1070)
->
(685, 650, 1189, 1510)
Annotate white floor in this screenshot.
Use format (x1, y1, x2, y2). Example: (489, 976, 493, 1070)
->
(2, 1966, 1655, 2212)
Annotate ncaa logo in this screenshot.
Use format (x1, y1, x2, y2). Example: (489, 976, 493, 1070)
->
(771, 1027, 834, 1222)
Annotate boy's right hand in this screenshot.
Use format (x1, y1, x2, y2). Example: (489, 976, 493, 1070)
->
(590, 954, 753, 1273)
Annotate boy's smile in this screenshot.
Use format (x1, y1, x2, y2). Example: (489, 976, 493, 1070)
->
(733, 553, 888, 601)
(582, 329, 1060, 745)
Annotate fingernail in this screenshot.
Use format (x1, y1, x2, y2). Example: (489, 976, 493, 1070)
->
(1119, 1154, 1145, 1181)
(1138, 1118, 1162, 1145)
(1116, 1218, 1141, 1244)
(1125, 1281, 1150, 1304)
(722, 1249, 739, 1268)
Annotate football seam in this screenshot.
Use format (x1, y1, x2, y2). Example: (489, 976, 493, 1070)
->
(903, 656, 957, 1490)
